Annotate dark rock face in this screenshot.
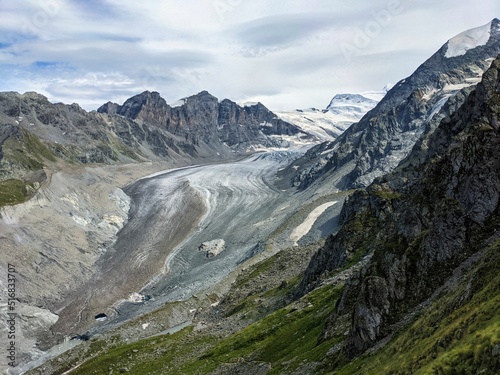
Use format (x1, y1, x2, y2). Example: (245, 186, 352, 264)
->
(97, 101, 120, 115)
(98, 90, 308, 151)
(0, 91, 170, 166)
(299, 56, 500, 358)
(0, 88, 308, 180)
(281, 19, 500, 191)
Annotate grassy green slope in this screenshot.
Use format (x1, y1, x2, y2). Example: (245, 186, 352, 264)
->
(68, 284, 343, 375)
(0, 128, 56, 206)
(57, 238, 499, 375)
(329, 241, 500, 375)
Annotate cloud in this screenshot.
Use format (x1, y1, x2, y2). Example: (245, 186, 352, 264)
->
(0, 0, 498, 111)
(231, 13, 339, 48)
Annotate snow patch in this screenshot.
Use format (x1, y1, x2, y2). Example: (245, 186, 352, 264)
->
(445, 21, 491, 58)
(425, 96, 450, 123)
(170, 98, 187, 107)
(320, 149, 333, 155)
(290, 201, 337, 245)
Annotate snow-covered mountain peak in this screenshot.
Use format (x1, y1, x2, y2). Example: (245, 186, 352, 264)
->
(326, 93, 377, 111)
(445, 20, 493, 58)
(276, 88, 387, 142)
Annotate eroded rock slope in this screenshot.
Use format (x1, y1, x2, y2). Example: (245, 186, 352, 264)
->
(280, 18, 500, 191)
(299, 54, 500, 359)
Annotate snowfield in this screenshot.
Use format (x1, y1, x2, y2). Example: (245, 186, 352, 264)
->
(276, 91, 387, 142)
(445, 20, 492, 58)
(290, 201, 338, 246)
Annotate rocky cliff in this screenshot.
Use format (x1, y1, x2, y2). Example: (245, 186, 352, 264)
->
(280, 18, 500, 191)
(0, 91, 196, 170)
(299, 54, 500, 359)
(98, 90, 309, 151)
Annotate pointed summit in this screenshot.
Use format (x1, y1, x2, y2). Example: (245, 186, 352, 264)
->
(117, 91, 168, 121)
(444, 19, 498, 58)
(280, 19, 500, 190)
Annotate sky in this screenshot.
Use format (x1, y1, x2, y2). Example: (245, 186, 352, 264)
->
(0, 0, 498, 111)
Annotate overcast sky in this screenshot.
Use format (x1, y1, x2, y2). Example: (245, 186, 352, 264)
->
(0, 0, 498, 111)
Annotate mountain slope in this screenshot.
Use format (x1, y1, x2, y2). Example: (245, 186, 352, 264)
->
(298, 54, 500, 365)
(276, 91, 384, 142)
(98, 90, 311, 152)
(27, 52, 500, 375)
(279, 18, 500, 191)
(0, 90, 311, 209)
(0, 91, 198, 170)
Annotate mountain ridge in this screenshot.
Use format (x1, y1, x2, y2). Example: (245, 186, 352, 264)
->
(275, 89, 386, 142)
(3, 19, 500, 375)
(0, 88, 312, 204)
(298, 54, 500, 361)
(97, 89, 310, 150)
(278, 18, 500, 191)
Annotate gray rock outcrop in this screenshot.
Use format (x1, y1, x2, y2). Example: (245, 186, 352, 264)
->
(98, 90, 310, 152)
(198, 239, 226, 258)
(298, 55, 500, 358)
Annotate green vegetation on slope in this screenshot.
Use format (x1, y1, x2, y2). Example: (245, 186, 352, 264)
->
(76, 238, 496, 375)
(195, 284, 343, 374)
(2, 128, 57, 171)
(0, 129, 55, 206)
(68, 284, 343, 375)
(69, 327, 217, 375)
(0, 178, 35, 206)
(328, 241, 500, 375)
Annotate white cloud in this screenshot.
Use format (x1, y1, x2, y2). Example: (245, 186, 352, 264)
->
(0, 0, 498, 110)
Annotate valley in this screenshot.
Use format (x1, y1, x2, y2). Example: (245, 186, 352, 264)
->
(49, 151, 312, 341)
(1, 16, 499, 375)
(7, 149, 346, 374)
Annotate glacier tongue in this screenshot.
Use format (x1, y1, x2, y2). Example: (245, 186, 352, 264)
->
(445, 21, 491, 58)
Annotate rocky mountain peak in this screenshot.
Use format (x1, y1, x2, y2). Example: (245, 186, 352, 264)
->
(97, 101, 120, 115)
(185, 90, 218, 104)
(299, 55, 500, 359)
(280, 20, 500, 191)
(444, 18, 500, 59)
(94, 89, 308, 151)
(116, 90, 168, 121)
